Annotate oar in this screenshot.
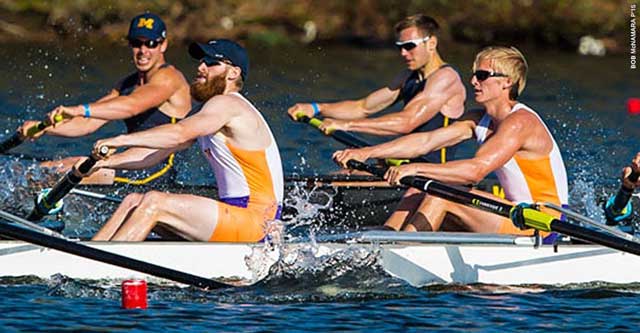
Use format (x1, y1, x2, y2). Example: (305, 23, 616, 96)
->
(294, 112, 428, 166)
(27, 146, 109, 221)
(70, 188, 124, 203)
(0, 210, 231, 289)
(346, 160, 640, 256)
(604, 170, 639, 225)
(0, 115, 64, 153)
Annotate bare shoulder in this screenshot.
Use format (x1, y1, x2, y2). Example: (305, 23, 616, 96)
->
(501, 108, 537, 131)
(429, 66, 462, 85)
(149, 65, 188, 86)
(200, 94, 245, 117)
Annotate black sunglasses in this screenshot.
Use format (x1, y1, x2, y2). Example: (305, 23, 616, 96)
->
(201, 58, 232, 67)
(129, 39, 163, 49)
(395, 36, 430, 51)
(472, 70, 508, 82)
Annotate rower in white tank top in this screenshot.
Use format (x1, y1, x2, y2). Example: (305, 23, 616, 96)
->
(197, 92, 284, 208)
(474, 102, 568, 207)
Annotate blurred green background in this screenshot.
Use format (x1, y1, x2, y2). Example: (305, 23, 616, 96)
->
(0, 0, 631, 52)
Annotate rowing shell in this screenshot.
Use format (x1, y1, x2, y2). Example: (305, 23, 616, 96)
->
(2, 231, 639, 287)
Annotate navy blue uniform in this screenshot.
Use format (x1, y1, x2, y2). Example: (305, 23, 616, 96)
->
(396, 64, 458, 163)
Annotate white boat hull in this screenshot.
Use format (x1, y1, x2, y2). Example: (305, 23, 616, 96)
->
(2, 232, 640, 287)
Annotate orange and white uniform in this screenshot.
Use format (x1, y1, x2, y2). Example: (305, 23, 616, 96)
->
(197, 92, 284, 242)
(475, 102, 569, 235)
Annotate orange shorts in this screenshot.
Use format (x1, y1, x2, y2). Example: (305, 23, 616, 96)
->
(209, 201, 280, 242)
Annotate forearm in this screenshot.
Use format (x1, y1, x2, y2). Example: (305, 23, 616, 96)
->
(364, 133, 436, 160)
(343, 114, 415, 135)
(108, 123, 194, 150)
(88, 96, 145, 120)
(317, 100, 370, 120)
(97, 147, 174, 170)
(412, 160, 489, 185)
(44, 117, 107, 137)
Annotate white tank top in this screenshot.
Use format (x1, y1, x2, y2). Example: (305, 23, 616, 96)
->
(474, 103, 568, 206)
(197, 92, 284, 206)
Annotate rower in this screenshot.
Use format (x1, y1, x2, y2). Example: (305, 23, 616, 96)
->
(333, 46, 568, 241)
(17, 13, 191, 185)
(87, 39, 284, 242)
(288, 14, 467, 230)
(604, 152, 640, 225)
(287, 14, 465, 164)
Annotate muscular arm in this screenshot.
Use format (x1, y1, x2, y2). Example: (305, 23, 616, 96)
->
(408, 112, 532, 185)
(340, 69, 460, 136)
(362, 120, 475, 160)
(317, 86, 400, 119)
(42, 90, 117, 137)
(288, 71, 406, 120)
(95, 146, 185, 171)
(96, 94, 240, 151)
(84, 68, 182, 120)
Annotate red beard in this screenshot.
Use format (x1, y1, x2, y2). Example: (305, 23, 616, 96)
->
(190, 71, 227, 102)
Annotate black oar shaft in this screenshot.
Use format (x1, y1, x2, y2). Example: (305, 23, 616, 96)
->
(296, 114, 429, 163)
(0, 133, 25, 153)
(551, 220, 640, 256)
(27, 147, 108, 221)
(347, 160, 640, 256)
(0, 116, 62, 153)
(349, 160, 512, 217)
(0, 217, 229, 289)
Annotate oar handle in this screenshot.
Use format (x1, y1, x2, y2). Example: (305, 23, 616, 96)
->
(27, 146, 109, 221)
(0, 115, 64, 153)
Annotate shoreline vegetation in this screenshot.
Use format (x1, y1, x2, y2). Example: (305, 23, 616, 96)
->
(0, 0, 629, 54)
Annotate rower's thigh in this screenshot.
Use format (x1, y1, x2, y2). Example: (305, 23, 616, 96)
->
(436, 189, 514, 233)
(144, 191, 219, 241)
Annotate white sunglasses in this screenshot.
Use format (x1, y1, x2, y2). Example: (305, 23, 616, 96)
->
(395, 36, 430, 51)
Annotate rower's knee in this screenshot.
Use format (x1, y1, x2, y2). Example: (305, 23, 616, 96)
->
(137, 191, 166, 215)
(122, 192, 144, 206)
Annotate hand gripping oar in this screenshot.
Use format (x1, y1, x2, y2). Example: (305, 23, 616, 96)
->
(346, 160, 640, 256)
(294, 112, 427, 166)
(0, 210, 231, 289)
(0, 115, 64, 153)
(604, 170, 640, 225)
(27, 146, 110, 221)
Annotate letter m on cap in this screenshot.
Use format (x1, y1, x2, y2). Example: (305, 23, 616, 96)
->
(137, 18, 155, 30)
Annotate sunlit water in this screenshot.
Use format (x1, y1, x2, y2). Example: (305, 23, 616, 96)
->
(1, 39, 640, 331)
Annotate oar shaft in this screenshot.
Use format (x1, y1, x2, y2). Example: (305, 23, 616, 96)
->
(0, 115, 63, 153)
(346, 160, 640, 256)
(296, 113, 423, 165)
(27, 146, 109, 221)
(0, 133, 23, 153)
(0, 213, 229, 289)
(348, 160, 512, 217)
(551, 220, 640, 255)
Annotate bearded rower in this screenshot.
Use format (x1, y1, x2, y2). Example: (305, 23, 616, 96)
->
(85, 39, 283, 242)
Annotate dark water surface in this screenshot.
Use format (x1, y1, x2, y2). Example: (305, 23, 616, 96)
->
(1, 40, 640, 331)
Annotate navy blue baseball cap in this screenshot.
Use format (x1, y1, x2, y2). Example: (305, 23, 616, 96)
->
(128, 13, 167, 41)
(189, 39, 249, 80)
